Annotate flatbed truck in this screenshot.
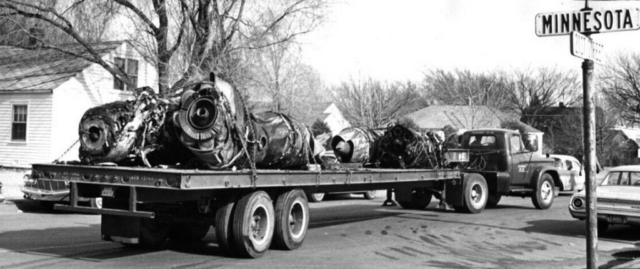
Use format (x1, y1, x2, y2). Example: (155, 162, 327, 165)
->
(31, 163, 468, 258)
(29, 128, 563, 258)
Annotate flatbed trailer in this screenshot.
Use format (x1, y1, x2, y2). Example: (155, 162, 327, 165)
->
(30, 163, 479, 258)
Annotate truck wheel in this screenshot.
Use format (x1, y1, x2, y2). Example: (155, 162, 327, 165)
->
(215, 196, 237, 255)
(487, 195, 501, 207)
(90, 198, 103, 209)
(460, 173, 488, 214)
(169, 222, 210, 242)
(397, 188, 432, 210)
(273, 189, 309, 250)
(139, 218, 170, 248)
(308, 193, 325, 203)
(532, 173, 555, 209)
(233, 191, 275, 258)
(363, 190, 377, 200)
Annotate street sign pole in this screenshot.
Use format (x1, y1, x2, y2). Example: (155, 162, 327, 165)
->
(582, 58, 597, 269)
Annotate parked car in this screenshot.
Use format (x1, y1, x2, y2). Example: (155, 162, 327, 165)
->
(21, 170, 102, 209)
(569, 165, 640, 234)
(548, 154, 585, 193)
(306, 190, 380, 203)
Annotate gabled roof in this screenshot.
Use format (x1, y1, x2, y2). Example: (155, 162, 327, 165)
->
(404, 105, 518, 130)
(0, 41, 125, 92)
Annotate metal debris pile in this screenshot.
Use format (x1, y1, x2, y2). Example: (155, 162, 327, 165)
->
(373, 124, 444, 169)
(330, 127, 383, 164)
(77, 75, 322, 170)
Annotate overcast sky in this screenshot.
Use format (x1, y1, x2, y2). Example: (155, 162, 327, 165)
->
(300, 0, 640, 86)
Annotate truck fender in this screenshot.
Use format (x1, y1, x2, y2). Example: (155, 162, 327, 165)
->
(530, 167, 560, 192)
(444, 174, 466, 207)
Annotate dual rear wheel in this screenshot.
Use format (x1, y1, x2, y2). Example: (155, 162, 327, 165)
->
(215, 189, 310, 258)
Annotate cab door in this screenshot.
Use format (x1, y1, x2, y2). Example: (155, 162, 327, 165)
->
(509, 134, 535, 186)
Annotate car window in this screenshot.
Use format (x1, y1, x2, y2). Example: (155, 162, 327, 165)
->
(565, 160, 573, 170)
(602, 172, 621, 186)
(572, 161, 582, 171)
(631, 172, 640, 186)
(619, 172, 630, 185)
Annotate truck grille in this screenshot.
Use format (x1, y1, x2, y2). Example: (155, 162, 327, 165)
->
(33, 180, 68, 191)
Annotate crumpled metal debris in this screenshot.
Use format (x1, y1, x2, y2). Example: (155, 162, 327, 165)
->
(374, 124, 444, 169)
(171, 76, 322, 169)
(331, 127, 384, 164)
(78, 87, 191, 166)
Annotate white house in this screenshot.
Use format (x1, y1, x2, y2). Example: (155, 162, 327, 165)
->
(300, 102, 351, 136)
(0, 41, 158, 168)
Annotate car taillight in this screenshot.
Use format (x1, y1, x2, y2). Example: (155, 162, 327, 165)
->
(573, 198, 584, 208)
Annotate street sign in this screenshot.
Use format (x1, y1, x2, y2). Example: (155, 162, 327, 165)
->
(570, 31, 604, 64)
(536, 8, 640, 36)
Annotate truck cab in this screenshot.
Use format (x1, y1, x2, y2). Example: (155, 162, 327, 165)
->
(447, 129, 561, 210)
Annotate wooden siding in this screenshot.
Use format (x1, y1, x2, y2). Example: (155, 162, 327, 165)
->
(0, 92, 52, 167)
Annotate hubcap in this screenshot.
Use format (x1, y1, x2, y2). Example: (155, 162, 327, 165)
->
(250, 205, 269, 245)
(288, 201, 305, 239)
(541, 181, 552, 202)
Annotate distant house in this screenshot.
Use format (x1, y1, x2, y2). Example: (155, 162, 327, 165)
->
(0, 41, 158, 168)
(404, 105, 545, 155)
(298, 102, 350, 136)
(609, 128, 640, 165)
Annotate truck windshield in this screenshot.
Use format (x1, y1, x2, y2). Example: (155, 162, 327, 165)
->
(468, 135, 496, 148)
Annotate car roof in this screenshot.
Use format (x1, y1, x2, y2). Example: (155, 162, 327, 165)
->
(548, 154, 579, 162)
(608, 165, 640, 172)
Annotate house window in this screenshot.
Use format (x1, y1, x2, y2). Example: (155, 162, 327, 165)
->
(11, 105, 27, 141)
(113, 57, 139, 91)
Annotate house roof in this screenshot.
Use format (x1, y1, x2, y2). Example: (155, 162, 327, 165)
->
(0, 41, 125, 92)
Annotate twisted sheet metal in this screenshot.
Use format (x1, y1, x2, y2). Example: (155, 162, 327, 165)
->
(331, 127, 384, 164)
(374, 124, 444, 169)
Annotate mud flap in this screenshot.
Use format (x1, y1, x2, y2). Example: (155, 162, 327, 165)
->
(101, 215, 141, 244)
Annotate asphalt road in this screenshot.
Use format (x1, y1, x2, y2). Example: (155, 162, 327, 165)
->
(1, 193, 640, 269)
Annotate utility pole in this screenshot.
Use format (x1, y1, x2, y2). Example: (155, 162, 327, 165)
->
(583, 58, 598, 269)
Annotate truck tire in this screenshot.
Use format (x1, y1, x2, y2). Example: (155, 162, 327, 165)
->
(487, 195, 502, 207)
(532, 173, 555, 210)
(233, 191, 275, 258)
(215, 196, 237, 255)
(397, 188, 432, 210)
(169, 223, 210, 242)
(363, 190, 377, 200)
(308, 193, 325, 203)
(139, 217, 170, 248)
(458, 173, 488, 214)
(273, 189, 309, 250)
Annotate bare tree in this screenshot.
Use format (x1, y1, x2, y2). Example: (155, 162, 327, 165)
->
(332, 78, 426, 128)
(502, 67, 581, 129)
(600, 52, 640, 126)
(0, 0, 328, 95)
(422, 69, 510, 109)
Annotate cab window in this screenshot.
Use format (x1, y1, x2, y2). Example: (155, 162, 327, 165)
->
(509, 135, 523, 153)
(468, 135, 496, 148)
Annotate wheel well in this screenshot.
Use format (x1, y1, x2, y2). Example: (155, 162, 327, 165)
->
(544, 171, 562, 191)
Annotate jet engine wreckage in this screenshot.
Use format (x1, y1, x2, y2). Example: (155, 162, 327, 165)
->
(78, 74, 322, 170)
